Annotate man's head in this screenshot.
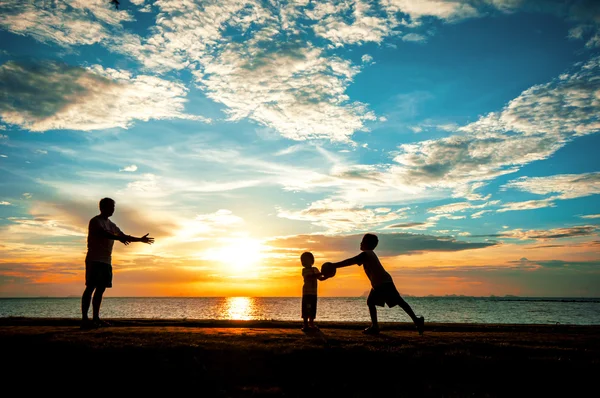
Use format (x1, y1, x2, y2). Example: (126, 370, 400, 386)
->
(300, 252, 314, 268)
(99, 197, 115, 217)
(360, 233, 378, 251)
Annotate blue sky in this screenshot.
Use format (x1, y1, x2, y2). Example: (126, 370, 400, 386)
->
(0, 0, 599, 297)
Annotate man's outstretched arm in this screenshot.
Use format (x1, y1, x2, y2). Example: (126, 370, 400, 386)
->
(119, 232, 154, 244)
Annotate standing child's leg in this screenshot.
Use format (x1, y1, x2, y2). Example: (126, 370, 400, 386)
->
(363, 303, 380, 334)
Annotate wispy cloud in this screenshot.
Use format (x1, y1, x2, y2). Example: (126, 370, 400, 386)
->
(502, 172, 600, 200)
(120, 165, 138, 172)
(386, 56, 600, 198)
(0, 61, 208, 132)
(0, 0, 132, 46)
(497, 198, 557, 212)
(277, 199, 409, 233)
(0, 201, 11, 205)
(580, 214, 600, 219)
(499, 226, 598, 241)
(266, 232, 497, 258)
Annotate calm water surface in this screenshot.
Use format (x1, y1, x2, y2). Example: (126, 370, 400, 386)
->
(1, 297, 599, 325)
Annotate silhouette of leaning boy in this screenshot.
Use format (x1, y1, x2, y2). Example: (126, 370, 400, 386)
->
(81, 197, 154, 329)
(324, 233, 424, 335)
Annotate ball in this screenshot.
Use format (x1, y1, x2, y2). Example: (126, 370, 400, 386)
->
(321, 262, 337, 278)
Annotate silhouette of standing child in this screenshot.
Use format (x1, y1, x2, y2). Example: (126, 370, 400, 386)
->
(324, 233, 424, 335)
(301, 252, 327, 331)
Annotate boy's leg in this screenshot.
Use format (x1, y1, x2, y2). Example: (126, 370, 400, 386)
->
(396, 296, 425, 335)
(368, 303, 378, 328)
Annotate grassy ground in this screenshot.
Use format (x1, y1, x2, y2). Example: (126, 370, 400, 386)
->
(1, 317, 598, 397)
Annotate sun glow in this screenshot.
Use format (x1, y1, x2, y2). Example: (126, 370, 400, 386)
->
(200, 238, 264, 274)
(224, 297, 255, 320)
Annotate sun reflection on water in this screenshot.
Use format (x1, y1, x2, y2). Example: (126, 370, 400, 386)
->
(224, 297, 255, 320)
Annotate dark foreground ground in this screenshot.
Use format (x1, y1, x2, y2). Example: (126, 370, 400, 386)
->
(1, 318, 598, 397)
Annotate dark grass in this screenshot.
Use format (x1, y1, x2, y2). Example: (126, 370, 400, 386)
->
(1, 317, 598, 397)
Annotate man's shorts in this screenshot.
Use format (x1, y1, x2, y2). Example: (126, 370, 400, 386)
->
(301, 294, 317, 319)
(85, 261, 113, 288)
(367, 282, 407, 308)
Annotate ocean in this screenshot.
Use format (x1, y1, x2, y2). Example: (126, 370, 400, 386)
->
(1, 296, 600, 325)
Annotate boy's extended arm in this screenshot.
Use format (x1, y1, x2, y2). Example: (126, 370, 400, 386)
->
(330, 253, 364, 268)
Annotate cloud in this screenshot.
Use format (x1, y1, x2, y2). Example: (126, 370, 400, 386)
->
(385, 222, 427, 229)
(361, 54, 374, 64)
(471, 210, 492, 219)
(581, 214, 600, 219)
(502, 172, 600, 200)
(382, 0, 480, 22)
(266, 232, 497, 258)
(428, 200, 500, 215)
(385, 56, 600, 197)
(497, 198, 557, 212)
(402, 33, 427, 42)
(499, 225, 598, 240)
(120, 165, 138, 172)
(0, 201, 11, 205)
(0, 0, 132, 47)
(308, 1, 395, 47)
(276, 199, 409, 233)
(0, 61, 208, 132)
(103, 1, 377, 142)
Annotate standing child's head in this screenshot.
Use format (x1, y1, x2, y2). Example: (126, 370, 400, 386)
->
(300, 252, 314, 268)
(360, 233, 378, 251)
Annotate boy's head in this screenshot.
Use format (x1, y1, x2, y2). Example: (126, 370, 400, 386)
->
(300, 252, 314, 267)
(360, 233, 378, 251)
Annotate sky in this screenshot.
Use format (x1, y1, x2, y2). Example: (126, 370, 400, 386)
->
(0, 0, 599, 298)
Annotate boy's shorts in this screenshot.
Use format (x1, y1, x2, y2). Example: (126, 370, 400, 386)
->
(367, 282, 407, 308)
(302, 294, 317, 319)
(85, 261, 113, 288)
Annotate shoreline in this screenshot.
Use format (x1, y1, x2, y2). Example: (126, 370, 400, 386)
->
(2, 316, 600, 330)
(2, 317, 598, 396)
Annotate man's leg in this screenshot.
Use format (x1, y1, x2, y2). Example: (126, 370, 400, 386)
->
(81, 286, 95, 321)
(92, 286, 106, 321)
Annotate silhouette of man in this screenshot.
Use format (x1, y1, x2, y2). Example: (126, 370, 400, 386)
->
(81, 197, 154, 329)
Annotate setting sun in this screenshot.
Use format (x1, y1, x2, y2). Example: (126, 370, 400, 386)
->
(199, 238, 264, 274)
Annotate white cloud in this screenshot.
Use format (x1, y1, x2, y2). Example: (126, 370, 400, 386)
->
(471, 210, 491, 219)
(385, 56, 600, 197)
(428, 200, 499, 214)
(0, 0, 133, 46)
(120, 165, 138, 172)
(500, 225, 598, 241)
(0, 61, 208, 132)
(580, 214, 600, 219)
(35, 149, 48, 155)
(277, 199, 408, 233)
(503, 172, 600, 200)
(22, 193, 32, 199)
(309, 1, 395, 47)
(361, 54, 374, 64)
(0, 154, 7, 158)
(5, 216, 86, 238)
(402, 33, 427, 42)
(382, 0, 480, 22)
(0, 201, 11, 205)
(497, 198, 557, 212)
